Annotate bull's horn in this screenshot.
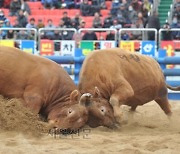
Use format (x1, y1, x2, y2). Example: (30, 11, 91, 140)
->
(94, 86, 101, 98)
(79, 93, 92, 107)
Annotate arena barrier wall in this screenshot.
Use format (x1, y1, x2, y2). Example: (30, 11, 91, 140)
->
(46, 48, 180, 100)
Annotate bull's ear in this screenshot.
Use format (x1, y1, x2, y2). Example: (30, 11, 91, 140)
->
(79, 93, 92, 107)
(93, 86, 101, 98)
(70, 90, 80, 102)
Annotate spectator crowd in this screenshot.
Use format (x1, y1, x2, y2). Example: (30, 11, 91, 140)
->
(0, 0, 179, 41)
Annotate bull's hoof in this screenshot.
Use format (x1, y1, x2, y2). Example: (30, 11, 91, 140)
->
(114, 115, 122, 124)
(108, 123, 121, 129)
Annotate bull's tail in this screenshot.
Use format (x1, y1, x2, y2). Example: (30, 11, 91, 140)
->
(166, 84, 180, 91)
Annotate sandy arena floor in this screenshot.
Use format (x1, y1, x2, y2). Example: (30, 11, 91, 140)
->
(0, 95, 180, 154)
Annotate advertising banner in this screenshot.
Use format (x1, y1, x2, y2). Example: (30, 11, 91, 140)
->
(0, 40, 14, 47)
(120, 41, 135, 52)
(161, 41, 175, 69)
(60, 41, 75, 56)
(141, 41, 155, 57)
(21, 40, 35, 54)
(80, 41, 116, 56)
(40, 39, 54, 55)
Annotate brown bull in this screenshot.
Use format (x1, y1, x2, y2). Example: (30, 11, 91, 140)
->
(78, 48, 180, 127)
(0, 46, 90, 131)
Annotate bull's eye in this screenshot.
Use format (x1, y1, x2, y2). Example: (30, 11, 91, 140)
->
(100, 106, 106, 114)
(68, 109, 72, 114)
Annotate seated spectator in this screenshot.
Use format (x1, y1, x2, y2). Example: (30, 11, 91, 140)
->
(26, 18, 37, 29)
(121, 31, 130, 40)
(171, 16, 180, 40)
(127, 5, 138, 24)
(0, 20, 6, 38)
(173, 3, 180, 21)
(28, 30, 36, 40)
(121, 0, 129, 10)
(92, 12, 102, 28)
(78, 20, 86, 29)
(72, 12, 82, 29)
(20, 0, 31, 17)
(142, 0, 151, 12)
(0, 0, 4, 8)
(74, 0, 82, 9)
(103, 12, 113, 28)
(37, 19, 45, 29)
(131, 0, 142, 12)
(82, 30, 97, 40)
(2, 19, 13, 37)
(162, 22, 172, 40)
(174, 0, 180, 9)
(141, 0, 151, 20)
(0, 9, 8, 23)
(100, 0, 106, 9)
(44, 19, 55, 39)
(16, 30, 29, 40)
(9, 0, 21, 16)
(111, 0, 120, 16)
(71, 20, 78, 29)
(6, 29, 15, 39)
(110, 19, 122, 30)
(51, 30, 62, 40)
(61, 11, 72, 28)
(137, 12, 145, 26)
(106, 31, 115, 40)
(80, 0, 91, 16)
(3, 0, 11, 8)
(5, 19, 12, 28)
(61, 30, 74, 40)
(0, 29, 5, 39)
(17, 9, 28, 27)
(91, 0, 101, 15)
(130, 19, 144, 40)
(63, 0, 75, 9)
(41, 0, 59, 9)
(58, 19, 65, 28)
(13, 18, 21, 27)
(116, 3, 129, 26)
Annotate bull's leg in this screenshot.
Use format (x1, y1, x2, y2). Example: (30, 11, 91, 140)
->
(23, 86, 43, 114)
(109, 79, 134, 123)
(155, 97, 172, 116)
(130, 105, 137, 112)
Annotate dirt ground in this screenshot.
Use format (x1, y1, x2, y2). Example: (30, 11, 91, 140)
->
(0, 95, 180, 154)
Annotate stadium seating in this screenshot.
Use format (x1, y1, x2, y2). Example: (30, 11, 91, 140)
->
(27, 1, 43, 10)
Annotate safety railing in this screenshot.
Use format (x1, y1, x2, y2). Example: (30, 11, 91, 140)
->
(159, 28, 180, 44)
(119, 28, 158, 42)
(38, 28, 77, 54)
(78, 28, 118, 41)
(0, 27, 37, 41)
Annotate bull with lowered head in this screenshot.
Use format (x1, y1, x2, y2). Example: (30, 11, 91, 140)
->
(0, 46, 91, 131)
(78, 48, 180, 128)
